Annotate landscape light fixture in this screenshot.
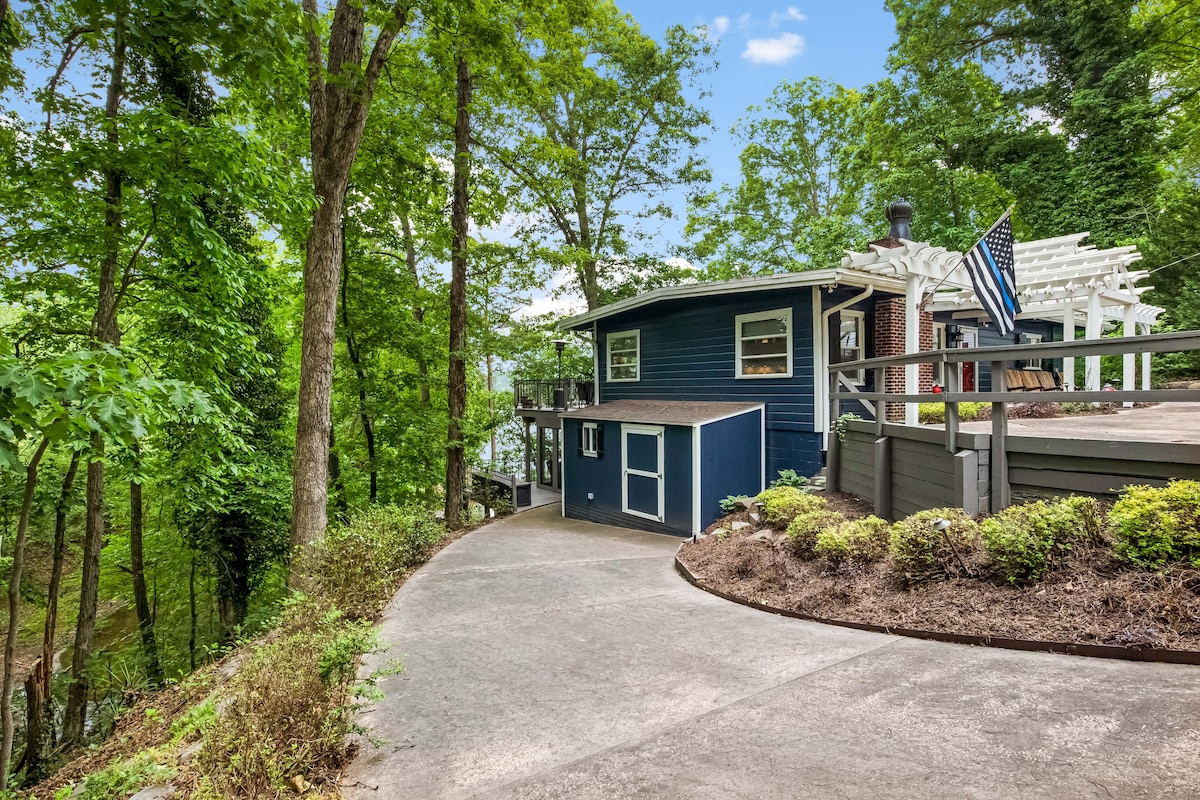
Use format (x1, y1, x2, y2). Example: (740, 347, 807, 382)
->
(932, 518, 951, 532)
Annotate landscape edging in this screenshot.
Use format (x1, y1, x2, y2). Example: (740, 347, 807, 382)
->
(674, 552, 1200, 666)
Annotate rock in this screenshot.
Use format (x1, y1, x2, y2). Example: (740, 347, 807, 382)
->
(129, 787, 175, 800)
(738, 497, 757, 510)
(1190, 381, 1200, 391)
(749, 511, 761, 523)
(745, 530, 776, 543)
(288, 775, 312, 794)
(177, 740, 203, 766)
(731, 521, 751, 531)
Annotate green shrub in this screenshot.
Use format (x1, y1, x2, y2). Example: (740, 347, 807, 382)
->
(981, 503, 1057, 584)
(982, 496, 1106, 584)
(319, 504, 446, 619)
(917, 401, 989, 425)
(814, 516, 892, 565)
(770, 468, 810, 489)
(756, 486, 825, 527)
(889, 508, 980, 582)
(720, 495, 750, 514)
(194, 597, 379, 798)
(1110, 480, 1200, 568)
(786, 510, 846, 558)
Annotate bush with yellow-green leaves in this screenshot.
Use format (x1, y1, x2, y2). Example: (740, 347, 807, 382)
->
(1110, 480, 1200, 569)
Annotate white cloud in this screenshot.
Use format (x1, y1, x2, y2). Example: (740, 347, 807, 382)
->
(737, 12, 752, 29)
(742, 32, 806, 65)
(769, 6, 807, 26)
(697, 15, 730, 43)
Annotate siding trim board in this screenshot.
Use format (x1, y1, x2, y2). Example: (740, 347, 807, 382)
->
(692, 425, 702, 535)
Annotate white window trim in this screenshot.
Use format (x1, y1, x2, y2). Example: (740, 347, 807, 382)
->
(1023, 333, 1044, 369)
(621, 424, 664, 523)
(735, 307, 793, 379)
(606, 329, 640, 383)
(838, 310, 866, 384)
(582, 422, 599, 457)
(932, 322, 947, 386)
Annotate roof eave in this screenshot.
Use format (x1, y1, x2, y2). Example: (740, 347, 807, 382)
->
(558, 268, 903, 330)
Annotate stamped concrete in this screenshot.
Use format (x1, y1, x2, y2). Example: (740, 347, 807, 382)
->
(959, 401, 1200, 444)
(342, 504, 1200, 800)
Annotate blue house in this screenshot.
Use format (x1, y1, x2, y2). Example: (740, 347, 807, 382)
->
(543, 205, 1161, 536)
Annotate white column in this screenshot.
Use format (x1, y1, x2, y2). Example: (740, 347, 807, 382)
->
(1085, 289, 1102, 392)
(1140, 322, 1152, 390)
(1122, 303, 1136, 406)
(1062, 309, 1075, 391)
(904, 275, 922, 425)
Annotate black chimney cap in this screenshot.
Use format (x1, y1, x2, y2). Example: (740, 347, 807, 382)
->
(869, 199, 913, 250)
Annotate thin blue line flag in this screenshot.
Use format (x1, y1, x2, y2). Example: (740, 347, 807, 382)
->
(963, 211, 1020, 335)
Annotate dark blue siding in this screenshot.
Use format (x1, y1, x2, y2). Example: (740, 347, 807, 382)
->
(597, 291, 821, 477)
(663, 426, 693, 533)
(562, 418, 693, 537)
(699, 411, 763, 528)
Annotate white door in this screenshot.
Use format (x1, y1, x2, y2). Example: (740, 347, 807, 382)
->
(622, 424, 664, 523)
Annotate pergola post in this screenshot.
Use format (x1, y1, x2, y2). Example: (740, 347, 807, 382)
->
(1122, 303, 1136, 406)
(1061, 309, 1075, 390)
(904, 274, 923, 426)
(1140, 322, 1153, 390)
(1085, 289, 1103, 391)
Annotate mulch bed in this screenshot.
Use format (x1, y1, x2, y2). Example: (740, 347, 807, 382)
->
(681, 491, 1200, 653)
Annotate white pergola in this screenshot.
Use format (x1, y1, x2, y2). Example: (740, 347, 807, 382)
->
(839, 233, 1164, 423)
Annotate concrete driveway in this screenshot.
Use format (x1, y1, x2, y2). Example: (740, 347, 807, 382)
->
(342, 505, 1200, 800)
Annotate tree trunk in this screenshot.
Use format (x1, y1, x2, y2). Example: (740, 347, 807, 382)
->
(129, 479, 161, 685)
(61, 445, 105, 747)
(339, 235, 378, 503)
(290, 0, 408, 581)
(23, 452, 80, 782)
(0, 438, 50, 789)
(444, 54, 472, 528)
(291, 191, 345, 572)
(328, 427, 348, 522)
(63, 8, 126, 746)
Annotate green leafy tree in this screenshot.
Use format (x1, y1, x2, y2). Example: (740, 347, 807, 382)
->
(480, 1, 714, 310)
(687, 78, 872, 276)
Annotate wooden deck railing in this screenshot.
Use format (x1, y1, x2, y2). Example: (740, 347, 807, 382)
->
(827, 330, 1200, 511)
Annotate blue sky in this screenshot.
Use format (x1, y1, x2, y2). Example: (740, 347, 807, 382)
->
(516, 2, 899, 318)
(618, 1, 897, 187)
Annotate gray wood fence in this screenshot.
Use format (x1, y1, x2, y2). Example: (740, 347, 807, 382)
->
(828, 331, 1200, 517)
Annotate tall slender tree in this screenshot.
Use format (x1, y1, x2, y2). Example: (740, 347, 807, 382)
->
(290, 0, 410, 566)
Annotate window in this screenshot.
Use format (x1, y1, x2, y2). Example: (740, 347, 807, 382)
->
(736, 308, 792, 378)
(1022, 333, 1043, 369)
(581, 422, 600, 457)
(607, 330, 640, 382)
(932, 322, 947, 387)
(838, 311, 865, 384)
